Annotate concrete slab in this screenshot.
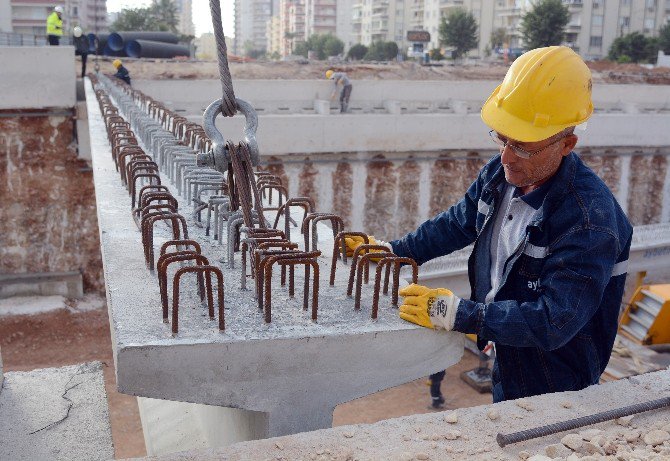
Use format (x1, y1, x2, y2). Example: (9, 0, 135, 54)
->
(86, 79, 463, 440)
(0, 46, 76, 109)
(0, 362, 114, 461)
(0, 271, 84, 299)
(127, 368, 670, 461)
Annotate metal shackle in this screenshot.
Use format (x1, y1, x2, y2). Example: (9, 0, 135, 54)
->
(197, 97, 260, 173)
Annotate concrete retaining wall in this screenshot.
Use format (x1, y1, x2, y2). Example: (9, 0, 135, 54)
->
(258, 148, 670, 241)
(0, 47, 104, 292)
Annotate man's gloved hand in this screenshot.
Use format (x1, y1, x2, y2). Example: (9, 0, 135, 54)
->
(398, 284, 461, 331)
(343, 235, 391, 261)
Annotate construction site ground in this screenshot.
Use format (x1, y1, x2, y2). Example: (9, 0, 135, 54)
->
(0, 299, 491, 459)
(92, 58, 670, 85)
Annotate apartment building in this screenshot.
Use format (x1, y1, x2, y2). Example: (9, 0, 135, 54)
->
(353, 0, 670, 60)
(267, 14, 282, 55)
(279, 0, 305, 55)
(5, 0, 107, 37)
(351, 0, 415, 51)
(234, 0, 274, 54)
(174, 0, 194, 36)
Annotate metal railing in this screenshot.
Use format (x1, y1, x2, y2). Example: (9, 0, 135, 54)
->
(0, 32, 74, 47)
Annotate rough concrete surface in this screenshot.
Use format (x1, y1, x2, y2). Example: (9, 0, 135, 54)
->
(0, 109, 104, 292)
(1, 46, 75, 109)
(128, 368, 670, 461)
(0, 362, 114, 460)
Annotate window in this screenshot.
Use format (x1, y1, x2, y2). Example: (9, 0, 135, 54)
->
(591, 14, 603, 26)
(647, 0, 656, 8)
(622, 0, 631, 5)
(72, 6, 78, 15)
(645, 17, 655, 28)
(619, 16, 630, 27)
(589, 36, 602, 47)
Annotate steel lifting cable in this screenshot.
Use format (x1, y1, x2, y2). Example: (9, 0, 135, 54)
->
(208, 0, 237, 117)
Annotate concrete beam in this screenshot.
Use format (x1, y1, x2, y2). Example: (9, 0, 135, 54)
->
(133, 368, 670, 460)
(0, 46, 75, 109)
(0, 362, 114, 461)
(86, 78, 463, 448)
(0, 271, 83, 299)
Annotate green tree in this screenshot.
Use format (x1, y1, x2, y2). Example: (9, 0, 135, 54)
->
(438, 8, 478, 59)
(608, 32, 658, 63)
(658, 22, 670, 54)
(111, 0, 179, 33)
(347, 43, 368, 60)
(149, 0, 178, 32)
(293, 41, 308, 57)
(294, 34, 345, 59)
(323, 34, 344, 57)
(490, 27, 507, 49)
(520, 0, 569, 49)
(363, 41, 398, 60)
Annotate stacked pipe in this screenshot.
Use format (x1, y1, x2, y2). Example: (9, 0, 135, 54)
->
(90, 73, 224, 335)
(86, 31, 189, 59)
(90, 72, 419, 330)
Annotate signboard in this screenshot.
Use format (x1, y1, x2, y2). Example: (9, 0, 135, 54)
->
(407, 30, 430, 43)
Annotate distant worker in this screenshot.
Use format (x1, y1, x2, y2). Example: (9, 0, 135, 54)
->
(73, 26, 89, 78)
(345, 46, 633, 403)
(326, 69, 352, 114)
(112, 59, 131, 85)
(46, 6, 64, 46)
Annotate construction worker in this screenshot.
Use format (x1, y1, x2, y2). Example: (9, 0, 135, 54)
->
(72, 26, 89, 78)
(346, 46, 633, 403)
(112, 59, 131, 85)
(46, 6, 64, 46)
(326, 69, 352, 113)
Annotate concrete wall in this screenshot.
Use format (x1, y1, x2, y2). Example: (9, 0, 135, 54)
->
(0, 47, 76, 110)
(258, 148, 670, 241)
(0, 47, 103, 292)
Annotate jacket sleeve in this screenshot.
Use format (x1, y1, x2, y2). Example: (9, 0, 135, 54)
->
(454, 227, 626, 350)
(389, 161, 491, 265)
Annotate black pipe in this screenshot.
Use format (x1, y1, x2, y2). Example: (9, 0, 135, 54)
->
(108, 32, 179, 51)
(125, 39, 189, 59)
(87, 33, 110, 55)
(103, 43, 126, 57)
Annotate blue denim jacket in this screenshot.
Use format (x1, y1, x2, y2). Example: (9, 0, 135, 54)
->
(390, 152, 633, 402)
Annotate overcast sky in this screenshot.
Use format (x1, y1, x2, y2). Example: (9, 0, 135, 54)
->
(106, 0, 235, 37)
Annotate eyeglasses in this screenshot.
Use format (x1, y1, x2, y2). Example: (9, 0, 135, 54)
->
(489, 130, 566, 159)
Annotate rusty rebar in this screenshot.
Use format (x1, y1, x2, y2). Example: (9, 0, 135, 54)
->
(172, 265, 224, 335)
(354, 251, 394, 310)
(262, 252, 320, 323)
(272, 197, 314, 241)
(141, 212, 189, 270)
(157, 251, 209, 321)
(372, 257, 418, 318)
(347, 244, 395, 297)
(330, 232, 369, 285)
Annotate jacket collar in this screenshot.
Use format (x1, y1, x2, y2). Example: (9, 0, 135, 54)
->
(483, 152, 578, 226)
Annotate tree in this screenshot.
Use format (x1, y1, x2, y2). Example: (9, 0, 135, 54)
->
(347, 44, 368, 60)
(364, 41, 399, 60)
(658, 22, 670, 55)
(520, 0, 569, 49)
(608, 32, 658, 63)
(243, 40, 265, 59)
(438, 8, 478, 59)
(490, 27, 507, 49)
(111, 0, 179, 33)
(293, 34, 344, 59)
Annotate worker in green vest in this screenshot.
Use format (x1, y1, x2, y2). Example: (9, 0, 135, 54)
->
(46, 6, 64, 46)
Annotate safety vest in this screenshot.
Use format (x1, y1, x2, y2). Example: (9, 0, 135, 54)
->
(46, 12, 63, 36)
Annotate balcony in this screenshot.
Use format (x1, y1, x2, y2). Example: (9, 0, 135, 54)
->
(496, 6, 522, 17)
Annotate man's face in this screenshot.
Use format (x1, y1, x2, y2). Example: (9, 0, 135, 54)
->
(497, 131, 577, 188)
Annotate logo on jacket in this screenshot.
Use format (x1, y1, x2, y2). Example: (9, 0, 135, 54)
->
(527, 279, 541, 292)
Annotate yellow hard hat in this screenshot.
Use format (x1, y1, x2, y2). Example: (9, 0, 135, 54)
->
(112, 59, 122, 68)
(481, 46, 593, 143)
(325, 69, 334, 79)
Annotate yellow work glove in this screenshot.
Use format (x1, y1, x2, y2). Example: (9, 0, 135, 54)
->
(343, 235, 390, 261)
(398, 283, 461, 331)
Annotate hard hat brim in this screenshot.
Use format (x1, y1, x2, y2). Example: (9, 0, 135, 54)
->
(480, 84, 593, 143)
